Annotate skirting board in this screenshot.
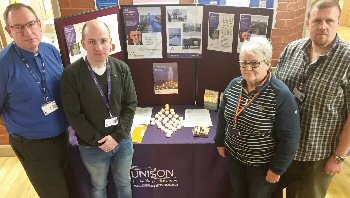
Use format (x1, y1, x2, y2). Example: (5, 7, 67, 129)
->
(0, 145, 15, 157)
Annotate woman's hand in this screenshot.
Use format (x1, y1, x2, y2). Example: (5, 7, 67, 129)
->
(217, 147, 226, 157)
(265, 169, 280, 184)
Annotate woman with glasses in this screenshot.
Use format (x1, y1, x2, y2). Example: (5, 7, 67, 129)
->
(215, 37, 301, 198)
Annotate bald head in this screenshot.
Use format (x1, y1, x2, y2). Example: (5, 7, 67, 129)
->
(81, 19, 110, 40)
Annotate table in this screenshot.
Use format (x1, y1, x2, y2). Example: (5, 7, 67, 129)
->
(67, 106, 283, 198)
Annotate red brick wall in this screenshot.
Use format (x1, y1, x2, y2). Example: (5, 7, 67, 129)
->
(0, 0, 307, 145)
(271, 0, 308, 66)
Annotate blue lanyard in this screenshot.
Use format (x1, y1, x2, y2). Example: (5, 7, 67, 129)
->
(13, 43, 50, 103)
(85, 57, 113, 117)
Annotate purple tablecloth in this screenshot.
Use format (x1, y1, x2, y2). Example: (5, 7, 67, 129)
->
(68, 106, 282, 198)
(68, 105, 233, 198)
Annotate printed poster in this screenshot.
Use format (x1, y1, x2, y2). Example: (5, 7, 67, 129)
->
(63, 14, 121, 64)
(153, 63, 178, 95)
(237, 14, 269, 53)
(166, 6, 203, 58)
(123, 7, 162, 59)
(207, 12, 235, 53)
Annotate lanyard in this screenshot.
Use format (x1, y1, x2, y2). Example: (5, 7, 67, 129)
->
(234, 73, 271, 125)
(298, 58, 321, 91)
(298, 38, 338, 91)
(13, 43, 50, 103)
(85, 57, 113, 117)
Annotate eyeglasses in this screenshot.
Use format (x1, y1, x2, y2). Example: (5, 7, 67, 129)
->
(239, 60, 263, 69)
(9, 20, 39, 33)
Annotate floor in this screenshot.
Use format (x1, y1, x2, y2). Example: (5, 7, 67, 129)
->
(338, 25, 350, 42)
(0, 157, 350, 198)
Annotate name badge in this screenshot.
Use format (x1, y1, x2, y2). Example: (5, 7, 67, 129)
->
(226, 125, 240, 137)
(105, 117, 118, 128)
(41, 101, 58, 116)
(293, 88, 306, 102)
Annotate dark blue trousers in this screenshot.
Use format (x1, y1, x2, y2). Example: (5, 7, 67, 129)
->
(227, 156, 277, 198)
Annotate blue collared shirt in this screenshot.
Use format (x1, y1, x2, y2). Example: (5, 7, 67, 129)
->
(0, 42, 68, 139)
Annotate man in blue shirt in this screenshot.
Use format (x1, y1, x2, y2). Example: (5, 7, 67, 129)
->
(0, 3, 70, 198)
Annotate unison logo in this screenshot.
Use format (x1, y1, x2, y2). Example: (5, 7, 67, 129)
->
(131, 166, 179, 188)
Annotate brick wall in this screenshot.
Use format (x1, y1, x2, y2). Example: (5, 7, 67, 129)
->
(271, 0, 308, 66)
(0, 0, 307, 145)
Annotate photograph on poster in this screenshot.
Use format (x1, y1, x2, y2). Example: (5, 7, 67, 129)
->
(168, 28, 182, 46)
(153, 63, 179, 95)
(139, 13, 162, 32)
(70, 43, 81, 56)
(182, 38, 201, 49)
(183, 23, 202, 36)
(128, 31, 143, 45)
(167, 9, 187, 22)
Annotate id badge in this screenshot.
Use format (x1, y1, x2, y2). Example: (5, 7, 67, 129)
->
(293, 88, 306, 102)
(105, 117, 118, 128)
(41, 101, 58, 116)
(226, 125, 240, 137)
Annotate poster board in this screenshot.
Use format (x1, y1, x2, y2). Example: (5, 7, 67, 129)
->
(122, 5, 196, 106)
(54, 6, 125, 67)
(196, 6, 274, 105)
(54, 5, 273, 106)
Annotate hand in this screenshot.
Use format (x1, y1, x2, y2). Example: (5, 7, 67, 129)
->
(265, 169, 280, 184)
(217, 147, 226, 157)
(325, 155, 343, 176)
(98, 135, 118, 152)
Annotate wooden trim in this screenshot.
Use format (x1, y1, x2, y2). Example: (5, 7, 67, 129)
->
(340, 0, 350, 27)
(0, 145, 16, 157)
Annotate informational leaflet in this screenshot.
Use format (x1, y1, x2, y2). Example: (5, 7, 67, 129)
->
(237, 14, 269, 53)
(123, 7, 163, 59)
(63, 14, 121, 64)
(132, 107, 153, 126)
(184, 109, 213, 127)
(166, 6, 203, 58)
(207, 12, 235, 53)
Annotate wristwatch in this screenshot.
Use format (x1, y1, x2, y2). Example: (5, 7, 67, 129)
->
(334, 154, 346, 164)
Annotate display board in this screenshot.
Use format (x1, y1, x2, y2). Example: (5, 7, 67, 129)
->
(121, 5, 197, 106)
(54, 6, 125, 67)
(54, 5, 273, 106)
(196, 6, 274, 105)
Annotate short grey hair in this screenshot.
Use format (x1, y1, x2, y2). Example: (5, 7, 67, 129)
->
(239, 37, 273, 63)
(3, 3, 39, 26)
